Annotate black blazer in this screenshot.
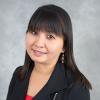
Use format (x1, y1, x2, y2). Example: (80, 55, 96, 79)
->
(6, 63, 90, 100)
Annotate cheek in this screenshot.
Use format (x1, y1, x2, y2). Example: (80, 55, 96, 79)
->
(47, 41, 64, 54)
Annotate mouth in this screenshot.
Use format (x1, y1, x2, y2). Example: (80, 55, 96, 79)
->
(32, 49, 47, 56)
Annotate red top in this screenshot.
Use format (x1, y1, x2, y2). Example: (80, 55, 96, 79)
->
(25, 95, 33, 100)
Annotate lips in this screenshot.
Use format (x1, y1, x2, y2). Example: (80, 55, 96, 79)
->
(32, 49, 47, 56)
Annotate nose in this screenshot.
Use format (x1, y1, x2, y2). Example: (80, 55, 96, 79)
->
(34, 34, 45, 48)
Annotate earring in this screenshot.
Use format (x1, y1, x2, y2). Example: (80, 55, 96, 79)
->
(61, 53, 64, 63)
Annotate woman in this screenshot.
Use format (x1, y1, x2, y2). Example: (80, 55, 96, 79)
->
(6, 4, 92, 100)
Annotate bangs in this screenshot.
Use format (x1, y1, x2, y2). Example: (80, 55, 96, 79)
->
(27, 10, 63, 37)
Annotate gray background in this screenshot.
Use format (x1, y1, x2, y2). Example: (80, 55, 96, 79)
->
(0, 0, 100, 100)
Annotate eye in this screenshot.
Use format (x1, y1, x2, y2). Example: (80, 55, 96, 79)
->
(47, 34, 55, 39)
(32, 31, 37, 35)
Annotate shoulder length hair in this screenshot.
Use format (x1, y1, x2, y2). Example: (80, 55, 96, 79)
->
(18, 4, 92, 89)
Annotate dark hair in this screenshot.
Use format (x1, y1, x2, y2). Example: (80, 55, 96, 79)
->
(18, 4, 92, 89)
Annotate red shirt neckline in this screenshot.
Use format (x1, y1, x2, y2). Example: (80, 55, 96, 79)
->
(25, 94, 33, 100)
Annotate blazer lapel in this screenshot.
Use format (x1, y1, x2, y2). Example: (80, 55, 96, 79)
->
(34, 62, 68, 100)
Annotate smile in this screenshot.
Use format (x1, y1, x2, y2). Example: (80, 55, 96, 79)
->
(32, 49, 47, 56)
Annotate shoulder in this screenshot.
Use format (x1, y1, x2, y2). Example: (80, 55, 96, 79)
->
(13, 66, 23, 73)
(67, 82, 90, 100)
(10, 66, 23, 82)
(64, 70, 90, 100)
(12, 66, 23, 76)
(6, 66, 23, 99)
(8, 66, 23, 88)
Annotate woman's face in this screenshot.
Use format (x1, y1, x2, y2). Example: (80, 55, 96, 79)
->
(25, 31, 64, 65)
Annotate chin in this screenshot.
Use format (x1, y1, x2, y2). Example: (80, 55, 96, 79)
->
(32, 57, 47, 64)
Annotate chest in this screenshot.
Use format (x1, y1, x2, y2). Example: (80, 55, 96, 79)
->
(27, 73, 51, 97)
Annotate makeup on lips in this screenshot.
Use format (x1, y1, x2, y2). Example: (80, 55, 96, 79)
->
(32, 49, 47, 57)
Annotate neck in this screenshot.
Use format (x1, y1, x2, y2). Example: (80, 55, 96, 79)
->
(33, 62, 57, 75)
